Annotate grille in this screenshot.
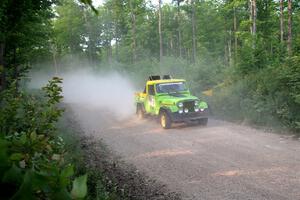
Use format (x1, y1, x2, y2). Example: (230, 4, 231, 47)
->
(183, 101, 195, 112)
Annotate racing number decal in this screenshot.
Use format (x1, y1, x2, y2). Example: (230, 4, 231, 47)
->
(148, 84, 156, 111)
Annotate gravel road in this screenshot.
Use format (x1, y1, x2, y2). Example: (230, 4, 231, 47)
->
(70, 105, 300, 200)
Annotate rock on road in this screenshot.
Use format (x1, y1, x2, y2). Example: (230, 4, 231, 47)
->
(71, 105, 300, 200)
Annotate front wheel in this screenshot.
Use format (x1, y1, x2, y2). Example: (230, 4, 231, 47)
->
(198, 118, 208, 126)
(160, 111, 172, 129)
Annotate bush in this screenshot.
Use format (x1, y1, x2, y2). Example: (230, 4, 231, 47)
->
(210, 55, 300, 131)
(0, 77, 87, 199)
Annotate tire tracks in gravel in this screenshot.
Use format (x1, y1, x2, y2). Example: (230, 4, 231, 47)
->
(64, 104, 182, 200)
(67, 103, 300, 200)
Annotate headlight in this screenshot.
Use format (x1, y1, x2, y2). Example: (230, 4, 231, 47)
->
(178, 102, 183, 107)
(200, 108, 204, 112)
(178, 109, 183, 114)
(184, 108, 189, 113)
(195, 108, 199, 112)
(195, 100, 199, 106)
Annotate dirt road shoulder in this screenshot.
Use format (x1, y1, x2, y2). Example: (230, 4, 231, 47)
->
(62, 106, 182, 200)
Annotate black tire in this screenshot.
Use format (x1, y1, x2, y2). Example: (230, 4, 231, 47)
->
(199, 118, 208, 126)
(160, 111, 172, 129)
(136, 104, 145, 119)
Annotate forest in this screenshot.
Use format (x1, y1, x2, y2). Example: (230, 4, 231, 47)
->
(1, 0, 300, 199)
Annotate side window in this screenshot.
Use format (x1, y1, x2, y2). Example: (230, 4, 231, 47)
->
(148, 85, 155, 95)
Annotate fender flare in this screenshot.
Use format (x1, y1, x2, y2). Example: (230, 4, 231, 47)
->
(159, 107, 172, 116)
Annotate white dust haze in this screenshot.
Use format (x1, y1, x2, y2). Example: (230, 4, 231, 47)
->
(28, 69, 136, 119)
(62, 70, 135, 118)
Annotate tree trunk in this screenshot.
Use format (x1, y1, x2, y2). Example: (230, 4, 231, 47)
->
(115, 39, 119, 62)
(228, 30, 232, 67)
(13, 48, 19, 90)
(252, 0, 256, 36)
(177, 1, 182, 58)
(249, 0, 253, 34)
(158, 0, 163, 61)
(107, 43, 112, 64)
(249, 0, 256, 48)
(233, 6, 238, 64)
(83, 9, 92, 65)
(0, 42, 5, 91)
(280, 0, 284, 43)
(52, 44, 58, 76)
(170, 38, 173, 56)
(191, 0, 196, 63)
(129, 0, 137, 63)
(287, 0, 292, 55)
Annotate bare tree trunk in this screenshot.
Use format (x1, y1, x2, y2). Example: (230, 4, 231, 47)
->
(176, 1, 182, 58)
(115, 39, 119, 62)
(287, 0, 292, 55)
(191, 0, 196, 63)
(228, 30, 232, 66)
(233, 6, 238, 64)
(252, 0, 256, 36)
(249, 0, 253, 34)
(178, 31, 182, 58)
(83, 9, 93, 65)
(224, 40, 228, 64)
(13, 48, 18, 90)
(0, 42, 5, 91)
(129, 0, 137, 62)
(51, 44, 58, 76)
(170, 38, 173, 56)
(280, 0, 284, 43)
(107, 43, 112, 64)
(158, 0, 163, 61)
(249, 0, 256, 48)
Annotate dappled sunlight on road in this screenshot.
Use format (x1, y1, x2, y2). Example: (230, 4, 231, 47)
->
(131, 149, 194, 160)
(212, 166, 289, 177)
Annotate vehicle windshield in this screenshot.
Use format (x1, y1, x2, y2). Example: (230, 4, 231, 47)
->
(156, 82, 187, 93)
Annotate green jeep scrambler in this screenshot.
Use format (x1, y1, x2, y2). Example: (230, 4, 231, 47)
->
(135, 75, 209, 129)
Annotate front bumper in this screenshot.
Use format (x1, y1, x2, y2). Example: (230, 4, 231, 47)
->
(169, 109, 209, 122)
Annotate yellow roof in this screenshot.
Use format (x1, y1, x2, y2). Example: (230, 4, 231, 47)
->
(147, 79, 185, 85)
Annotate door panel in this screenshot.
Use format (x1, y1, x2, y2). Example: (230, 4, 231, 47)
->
(145, 84, 156, 114)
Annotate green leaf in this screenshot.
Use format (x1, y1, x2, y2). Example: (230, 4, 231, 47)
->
(2, 164, 23, 184)
(19, 134, 27, 145)
(10, 153, 24, 161)
(294, 94, 300, 104)
(30, 171, 49, 190)
(0, 139, 10, 171)
(52, 188, 72, 200)
(30, 131, 37, 141)
(11, 171, 35, 200)
(71, 174, 87, 199)
(60, 165, 74, 188)
(61, 165, 74, 178)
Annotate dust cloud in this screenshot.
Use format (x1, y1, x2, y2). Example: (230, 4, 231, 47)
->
(27, 69, 136, 119)
(62, 70, 136, 119)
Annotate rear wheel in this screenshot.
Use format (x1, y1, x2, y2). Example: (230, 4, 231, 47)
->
(136, 105, 145, 119)
(198, 118, 208, 126)
(160, 111, 172, 129)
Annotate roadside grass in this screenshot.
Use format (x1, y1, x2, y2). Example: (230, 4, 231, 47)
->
(57, 108, 120, 200)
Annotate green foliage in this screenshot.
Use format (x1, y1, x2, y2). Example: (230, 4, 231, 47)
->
(71, 175, 88, 199)
(0, 78, 87, 199)
(211, 56, 300, 131)
(54, 0, 86, 55)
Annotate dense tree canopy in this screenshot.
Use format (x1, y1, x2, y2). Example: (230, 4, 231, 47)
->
(1, 0, 300, 129)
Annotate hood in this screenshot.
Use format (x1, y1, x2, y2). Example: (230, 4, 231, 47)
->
(158, 93, 199, 104)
